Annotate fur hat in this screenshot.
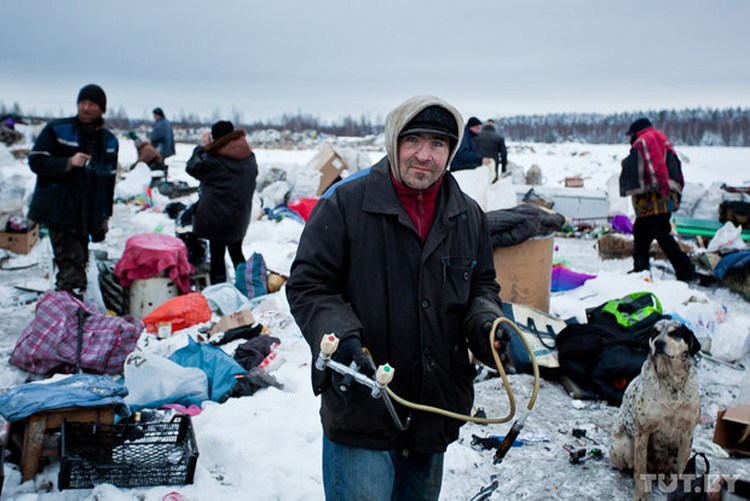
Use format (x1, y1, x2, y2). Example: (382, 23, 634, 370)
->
(152, 107, 164, 117)
(399, 105, 458, 141)
(466, 116, 482, 128)
(626, 117, 653, 136)
(211, 120, 234, 140)
(77, 84, 107, 112)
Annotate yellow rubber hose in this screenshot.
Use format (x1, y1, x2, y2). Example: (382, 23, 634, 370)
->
(383, 316, 540, 424)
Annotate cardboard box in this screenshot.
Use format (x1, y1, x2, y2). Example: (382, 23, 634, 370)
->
(493, 234, 554, 312)
(713, 405, 750, 456)
(564, 176, 584, 188)
(0, 224, 39, 255)
(308, 144, 348, 196)
(210, 308, 256, 336)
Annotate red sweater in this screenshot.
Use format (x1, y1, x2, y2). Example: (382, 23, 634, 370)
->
(390, 172, 442, 243)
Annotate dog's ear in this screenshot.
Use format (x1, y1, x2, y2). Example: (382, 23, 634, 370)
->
(677, 325, 701, 357)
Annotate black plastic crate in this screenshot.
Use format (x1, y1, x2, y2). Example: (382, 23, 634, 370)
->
(59, 414, 198, 490)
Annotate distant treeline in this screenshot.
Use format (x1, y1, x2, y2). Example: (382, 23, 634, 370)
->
(3, 101, 748, 146)
(497, 108, 750, 147)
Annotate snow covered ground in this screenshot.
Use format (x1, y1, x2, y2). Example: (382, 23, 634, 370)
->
(0, 134, 749, 500)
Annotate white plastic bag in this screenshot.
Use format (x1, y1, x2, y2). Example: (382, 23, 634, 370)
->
(707, 221, 745, 253)
(123, 349, 209, 410)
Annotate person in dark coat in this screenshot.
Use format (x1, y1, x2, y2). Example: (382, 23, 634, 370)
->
(475, 119, 508, 182)
(623, 118, 695, 282)
(186, 120, 258, 284)
(450, 115, 491, 171)
(27, 84, 118, 296)
(149, 107, 176, 159)
(286, 95, 508, 500)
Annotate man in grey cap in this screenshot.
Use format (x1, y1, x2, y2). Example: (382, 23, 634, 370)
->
(28, 84, 119, 298)
(287, 95, 508, 500)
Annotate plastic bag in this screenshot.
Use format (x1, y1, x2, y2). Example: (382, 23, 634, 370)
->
(707, 221, 745, 253)
(123, 349, 209, 411)
(168, 336, 246, 401)
(142, 292, 212, 333)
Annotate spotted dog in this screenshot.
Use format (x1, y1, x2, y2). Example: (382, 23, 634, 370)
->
(609, 319, 701, 500)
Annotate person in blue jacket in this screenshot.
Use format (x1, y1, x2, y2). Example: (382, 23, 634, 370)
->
(450, 116, 491, 171)
(149, 107, 176, 165)
(27, 84, 119, 297)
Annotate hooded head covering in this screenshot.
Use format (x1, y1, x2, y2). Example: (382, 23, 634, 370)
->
(384, 95, 464, 184)
(399, 105, 459, 142)
(77, 84, 107, 112)
(152, 107, 165, 118)
(466, 116, 482, 128)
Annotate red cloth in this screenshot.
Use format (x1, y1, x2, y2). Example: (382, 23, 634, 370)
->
(632, 127, 673, 197)
(287, 198, 319, 222)
(114, 233, 194, 293)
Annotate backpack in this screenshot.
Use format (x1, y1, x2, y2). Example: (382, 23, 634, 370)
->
(556, 292, 668, 405)
(620, 147, 683, 197)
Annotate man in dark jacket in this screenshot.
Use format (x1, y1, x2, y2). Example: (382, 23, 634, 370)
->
(286, 95, 507, 500)
(475, 119, 508, 182)
(450, 115, 491, 172)
(28, 84, 118, 296)
(186, 120, 258, 284)
(149, 107, 176, 160)
(622, 118, 695, 282)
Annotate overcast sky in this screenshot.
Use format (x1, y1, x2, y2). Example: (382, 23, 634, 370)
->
(1, 0, 749, 124)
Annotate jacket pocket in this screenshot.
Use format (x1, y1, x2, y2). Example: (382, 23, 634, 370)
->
(441, 257, 476, 312)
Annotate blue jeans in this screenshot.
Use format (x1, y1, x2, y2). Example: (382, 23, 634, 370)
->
(322, 435, 444, 501)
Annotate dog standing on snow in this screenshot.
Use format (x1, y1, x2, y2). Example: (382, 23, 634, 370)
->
(610, 319, 702, 500)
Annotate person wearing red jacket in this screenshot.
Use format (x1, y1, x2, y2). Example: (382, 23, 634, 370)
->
(624, 118, 695, 282)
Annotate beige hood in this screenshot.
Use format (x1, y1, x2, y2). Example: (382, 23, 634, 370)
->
(384, 95, 464, 184)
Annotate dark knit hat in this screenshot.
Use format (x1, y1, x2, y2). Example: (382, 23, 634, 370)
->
(466, 116, 482, 128)
(626, 117, 653, 136)
(77, 84, 107, 112)
(211, 120, 234, 140)
(399, 105, 458, 141)
(152, 107, 164, 117)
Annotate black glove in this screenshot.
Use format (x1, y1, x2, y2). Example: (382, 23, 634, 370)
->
(331, 336, 375, 396)
(482, 319, 513, 370)
(332, 336, 375, 375)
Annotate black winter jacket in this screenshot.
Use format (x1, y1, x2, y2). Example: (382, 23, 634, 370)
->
(286, 157, 502, 454)
(186, 130, 258, 243)
(28, 117, 118, 235)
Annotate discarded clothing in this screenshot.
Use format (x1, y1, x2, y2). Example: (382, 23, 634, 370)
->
(114, 233, 194, 293)
(219, 367, 284, 401)
(234, 335, 281, 370)
(211, 323, 264, 346)
(0, 373, 131, 421)
(486, 204, 565, 248)
(169, 336, 246, 402)
(713, 250, 750, 280)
